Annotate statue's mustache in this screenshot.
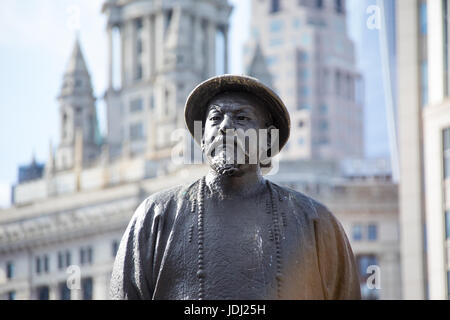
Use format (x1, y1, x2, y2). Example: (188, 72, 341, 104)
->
(205, 134, 248, 158)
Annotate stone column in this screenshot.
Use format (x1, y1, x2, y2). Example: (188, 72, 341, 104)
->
(155, 12, 165, 73)
(49, 282, 58, 300)
(193, 16, 203, 74)
(107, 25, 113, 89)
(145, 15, 154, 80)
(207, 20, 216, 77)
(223, 25, 229, 74)
(93, 273, 109, 300)
(120, 23, 127, 87)
(378, 251, 401, 299)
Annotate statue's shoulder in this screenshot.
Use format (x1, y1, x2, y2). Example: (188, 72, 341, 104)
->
(142, 178, 200, 209)
(268, 180, 333, 222)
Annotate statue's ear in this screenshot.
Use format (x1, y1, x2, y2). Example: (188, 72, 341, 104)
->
(266, 125, 277, 156)
(201, 136, 206, 152)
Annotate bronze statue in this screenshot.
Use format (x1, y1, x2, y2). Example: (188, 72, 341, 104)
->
(110, 75, 361, 300)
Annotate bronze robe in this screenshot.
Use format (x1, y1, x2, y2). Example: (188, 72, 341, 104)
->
(110, 178, 361, 300)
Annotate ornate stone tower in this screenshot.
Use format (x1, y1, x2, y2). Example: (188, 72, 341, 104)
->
(55, 39, 101, 171)
(102, 0, 233, 160)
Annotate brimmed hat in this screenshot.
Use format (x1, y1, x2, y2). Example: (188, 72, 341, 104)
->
(184, 74, 291, 155)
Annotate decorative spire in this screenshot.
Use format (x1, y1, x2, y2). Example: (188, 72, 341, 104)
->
(247, 43, 273, 89)
(65, 37, 89, 75)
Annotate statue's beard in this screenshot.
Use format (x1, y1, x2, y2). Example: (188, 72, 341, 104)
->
(204, 135, 250, 177)
(210, 156, 241, 177)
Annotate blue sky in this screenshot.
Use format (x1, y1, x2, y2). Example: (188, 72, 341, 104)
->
(0, 0, 390, 208)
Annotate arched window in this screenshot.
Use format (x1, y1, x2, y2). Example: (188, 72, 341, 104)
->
(335, 0, 344, 14)
(270, 0, 281, 13)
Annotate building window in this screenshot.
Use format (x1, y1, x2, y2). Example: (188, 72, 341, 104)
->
(266, 55, 279, 66)
(270, 0, 281, 13)
(164, 88, 171, 116)
(270, 20, 284, 33)
(335, 70, 342, 96)
(298, 137, 304, 146)
(421, 61, 428, 106)
(335, 0, 344, 14)
(297, 104, 310, 110)
(149, 94, 155, 111)
(445, 211, 450, 239)
(82, 277, 93, 300)
(319, 105, 328, 114)
(58, 252, 64, 270)
(443, 128, 450, 179)
(165, 9, 173, 33)
(302, 34, 311, 46)
(419, 0, 428, 107)
(293, 18, 301, 29)
(80, 247, 93, 265)
(130, 122, 144, 141)
(36, 257, 41, 274)
(300, 86, 309, 96)
(319, 120, 328, 131)
(65, 251, 71, 267)
(87, 247, 93, 264)
(135, 63, 143, 81)
(316, 0, 323, 9)
(130, 98, 143, 113)
(269, 38, 283, 47)
(300, 69, 309, 80)
(368, 224, 378, 241)
(80, 248, 85, 265)
(251, 27, 260, 39)
(419, 1, 427, 36)
(112, 240, 120, 257)
(44, 255, 49, 273)
(7, 291, 16, 300)
(136, 38, 143, 55)
(37, 286, 49, 300)
(317, 137, 329, 146)
(352, 224, 363, 241)
(6, 261, 14, 279)
(135, 18, 143, 32)
(59, 282, 71, 300)
(447, 271, 450, 299)
(298, 52, 308, 63)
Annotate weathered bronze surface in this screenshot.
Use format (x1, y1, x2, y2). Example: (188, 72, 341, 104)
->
(110, 75, 361, 300)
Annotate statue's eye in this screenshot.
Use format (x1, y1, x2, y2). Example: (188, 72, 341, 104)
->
(210, 116, 221, 121)
(237, 116, 249, 121)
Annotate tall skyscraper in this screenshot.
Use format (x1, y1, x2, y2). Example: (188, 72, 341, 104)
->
(244, 0, 364, 161)
(397, 0, 450, 300)
(422, 0, 450, 300)
(397, 0, 428, 300)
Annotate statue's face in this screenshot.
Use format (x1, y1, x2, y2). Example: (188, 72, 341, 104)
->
(202, 91, 273, 177)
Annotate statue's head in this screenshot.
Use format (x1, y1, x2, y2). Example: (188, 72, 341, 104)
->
(185, 75, 291, 177)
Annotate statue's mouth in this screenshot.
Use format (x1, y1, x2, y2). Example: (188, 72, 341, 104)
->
(207, 135, 248, 162)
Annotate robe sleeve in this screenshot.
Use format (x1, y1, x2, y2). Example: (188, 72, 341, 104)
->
(110, 197, 160, 300)
(313, 204, 362, 300)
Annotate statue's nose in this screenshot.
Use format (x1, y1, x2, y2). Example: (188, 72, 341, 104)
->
(219, 115, 234, 134)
